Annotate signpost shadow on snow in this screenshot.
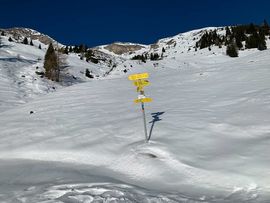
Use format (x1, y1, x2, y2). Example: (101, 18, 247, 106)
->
(148, 112, 165, 141)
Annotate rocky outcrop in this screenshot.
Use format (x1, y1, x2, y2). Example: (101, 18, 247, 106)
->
(150, 43, 159, 50)
(1, 27, 55, 45)
(104, 43, 144, 55)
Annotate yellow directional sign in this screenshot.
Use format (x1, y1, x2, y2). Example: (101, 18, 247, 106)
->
(136, 86, 144, 92)
(128, 72, 149, 81)
(134, 97, 153, 103)
(133, 79, 150, 87)
(128, 72, 152, 142)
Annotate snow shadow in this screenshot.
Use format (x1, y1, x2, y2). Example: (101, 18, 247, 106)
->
(148, 112, 165, 141)
(0, 57, 37, 64)
(0, 44, 12, 48)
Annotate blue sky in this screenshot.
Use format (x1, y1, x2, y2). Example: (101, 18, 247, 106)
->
(1, 0, 270, 47)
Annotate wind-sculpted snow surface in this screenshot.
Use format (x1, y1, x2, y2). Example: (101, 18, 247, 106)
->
(8, 183, 263, 203)
(0, 160, 263, 203)
(1, 29, 270, 202)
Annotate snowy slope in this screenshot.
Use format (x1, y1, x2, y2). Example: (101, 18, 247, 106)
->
(94, 27, 218, 59)
(0, 33, 270, 203)
(97, 26, 270, 64)
(0, 35, 112, 113)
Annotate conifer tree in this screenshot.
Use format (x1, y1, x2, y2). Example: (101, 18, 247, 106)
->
(30, 39, 34, 46)
(226, 43, 238, 57)
(225, 26, 231, 37)
(150, 53, 159, 60)
(38, 44, 42, 49)
(74, 45, 79, 53)
(23, 37, 28, 45)
(44, 43, 59, 81)
(261, 19, 270, 35)
(85, 68, 94, 78)
(69, 46, 73, 53)
(246, 23, 256, 34)
(235, 37, 243, 49)
(64, 46, 69, 54)
(258, 29, 267, 50)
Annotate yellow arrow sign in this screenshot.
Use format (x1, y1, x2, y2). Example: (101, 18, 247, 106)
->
(136, 86, 144, 92)
(133, 79, 150, 87)
(128, 72, 149, 81)
(134, 97, 153, 103)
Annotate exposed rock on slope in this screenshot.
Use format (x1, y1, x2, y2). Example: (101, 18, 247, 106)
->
(104, 43, 145, 55)
(1, 27, 55, 45)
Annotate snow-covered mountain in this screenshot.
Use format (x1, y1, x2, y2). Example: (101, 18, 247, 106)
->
(0, 27, 270, 202)
(1, 27, 57, 45)
(0, 28, 125, 112)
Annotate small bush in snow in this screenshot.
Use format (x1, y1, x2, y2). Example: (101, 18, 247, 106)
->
(85, 68, 94, 78)
(23, 37, 28, 45)
(226, 43, 238, 57)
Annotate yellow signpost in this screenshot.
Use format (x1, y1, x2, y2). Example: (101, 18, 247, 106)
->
(133, 79, 150, 87)
(134, 97, 152, 103)
(128, 72, 149, 81)
(128, 72, 152, 142)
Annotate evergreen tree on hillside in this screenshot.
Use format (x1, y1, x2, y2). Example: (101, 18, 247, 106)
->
(235, 37, 243, 49)
(131, 54, 146, 63)
(38, 44, 42, 49)
(85, 68, 94, 78)
(64, 46, 69, 54)
(232, 26, 246, 42)
(23, 37, 28, 45)
(199, 31, 209, 49)
(69, 46, 73, 53)
(150, 53, 159, 60)
(246, 23, 257, 34)
(245, 30, 266, 50)
(226, 42, 238, 57)
(225, 26, 231, 37)
(261, 19, 270, 35)
(258, 29, 267, 50)
(30, 39, 34, 46)
(44, 43, 59, 81)
(73, 45, 79, 53)
(245, 34, 257, 49)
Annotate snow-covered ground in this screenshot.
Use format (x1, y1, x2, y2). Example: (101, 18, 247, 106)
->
(0, 35, 112, 113)
(0, 29, 270, 202)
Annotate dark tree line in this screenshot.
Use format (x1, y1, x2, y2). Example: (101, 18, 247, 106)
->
(196, 20, 270, 57)
(131, 54, 147, 62)
(60, 44, 88, 54)
(131, 52, 161, 62)
(58, 44, 101, 64)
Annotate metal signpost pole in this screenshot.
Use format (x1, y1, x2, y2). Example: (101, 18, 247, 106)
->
(141, 102, 148, 142)
(128, 72, 152, 142)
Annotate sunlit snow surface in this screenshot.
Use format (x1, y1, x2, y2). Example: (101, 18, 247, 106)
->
(0, 31, 270, 202)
